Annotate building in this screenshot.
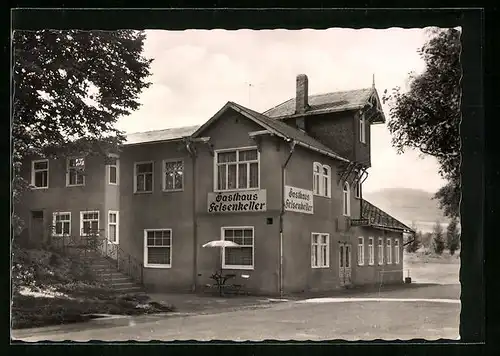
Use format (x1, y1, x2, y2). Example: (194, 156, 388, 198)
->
(15, 74, 413, 296)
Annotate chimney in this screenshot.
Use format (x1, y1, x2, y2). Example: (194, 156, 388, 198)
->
(295, 74, 309, 114)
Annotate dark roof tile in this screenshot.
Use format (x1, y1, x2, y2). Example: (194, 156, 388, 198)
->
(361, 199, 414, 233)
(264, 88, 374, 118)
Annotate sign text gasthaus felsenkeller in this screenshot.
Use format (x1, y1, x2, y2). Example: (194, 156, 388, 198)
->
(284, 185, 314, 214)
(207, 190, 267, 213)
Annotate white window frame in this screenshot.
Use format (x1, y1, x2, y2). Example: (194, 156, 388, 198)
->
(221, 226, 255, 270)
(108, 159, 119, 185)
(368, 237, 375, 265)
(343, 181, 351, 216)
(386, 238, 392, 264)
(359, 114, 366, 144)
(355, 171, 362, 199)
(134, 161, 154, 193)
(80, 210, 99, 236)
(311, 233, 330, 268)
(66, 157, 86, 187)
(378, 237, 384, 265)
(313, 162, 331, 198)
(108, 210, 119, 244)
(52, 212, 71, 236)
(162, 158, 184, 192)
(357, 237, 364, 266)
(214, 147, 260, 192)
(31, 159, 49, 189)
(394, 238, 400, 264)
(143, 228, 172, 268)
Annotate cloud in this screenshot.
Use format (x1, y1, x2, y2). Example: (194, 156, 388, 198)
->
(118, 28, 446, 192)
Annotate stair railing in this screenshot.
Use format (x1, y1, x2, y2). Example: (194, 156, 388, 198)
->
(89, 231, 144, 286)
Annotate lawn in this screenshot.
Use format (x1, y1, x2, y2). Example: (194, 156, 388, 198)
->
(403, 249, 460, 285)
(11, 246, 175, 329)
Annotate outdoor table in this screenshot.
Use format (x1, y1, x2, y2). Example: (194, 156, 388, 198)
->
(210, 272, 236, 296)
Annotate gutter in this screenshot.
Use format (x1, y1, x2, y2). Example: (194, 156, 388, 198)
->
(279, 139, 296, 298)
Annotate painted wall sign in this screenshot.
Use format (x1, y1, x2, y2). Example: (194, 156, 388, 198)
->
(284, 185, 314, 214)
(207, 190, 267, 213)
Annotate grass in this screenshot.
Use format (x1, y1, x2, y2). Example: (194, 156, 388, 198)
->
(11, 246, 175, 329)
(403, 249, 460, 285)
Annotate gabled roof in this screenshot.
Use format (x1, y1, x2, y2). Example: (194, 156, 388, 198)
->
(124, 125, 200, 145)
(191, 101, 349, 163)
(361, 199, 414, 233)
(264, 87, 385, 123)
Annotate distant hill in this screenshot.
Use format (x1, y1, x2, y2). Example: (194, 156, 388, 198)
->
(363, 188, 451, 232)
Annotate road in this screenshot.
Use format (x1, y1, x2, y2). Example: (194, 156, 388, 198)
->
(13, 288, 460, 341)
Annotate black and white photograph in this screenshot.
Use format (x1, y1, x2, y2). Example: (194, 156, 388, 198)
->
(10, 9, 473, 343)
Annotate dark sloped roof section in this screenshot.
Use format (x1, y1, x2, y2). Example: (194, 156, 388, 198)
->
(361, 199, 414, 233)
(125, 125, 201, 145)
(264, 88, 374, 119)
(229, 102, 349, 162)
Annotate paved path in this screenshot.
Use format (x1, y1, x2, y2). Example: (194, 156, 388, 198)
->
(13, 285, 460, 342)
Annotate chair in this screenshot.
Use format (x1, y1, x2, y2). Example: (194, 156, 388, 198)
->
(231, 274, 250, 296)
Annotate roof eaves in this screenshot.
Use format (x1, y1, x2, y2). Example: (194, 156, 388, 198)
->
(271, 105, 364, 120)
(123, 136, 186, 147)
(248, 129, 350, 163)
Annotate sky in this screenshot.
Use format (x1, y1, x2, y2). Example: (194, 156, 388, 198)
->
(116, 28, 448, 194)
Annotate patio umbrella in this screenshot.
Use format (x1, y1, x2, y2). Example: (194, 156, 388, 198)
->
(202, 240, 240, 272)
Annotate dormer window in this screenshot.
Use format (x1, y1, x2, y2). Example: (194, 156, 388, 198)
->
(359, 114, 366, 144)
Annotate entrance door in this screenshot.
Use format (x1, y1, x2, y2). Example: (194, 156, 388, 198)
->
(339, 243, 352, 287)
(30, 210, 45, 245)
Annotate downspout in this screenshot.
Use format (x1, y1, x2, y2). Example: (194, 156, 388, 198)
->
(185, 139, 198, 292)
(279, 139, 296, 298)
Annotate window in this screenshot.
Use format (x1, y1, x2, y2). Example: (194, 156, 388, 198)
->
(359, 114, 366, 143)
(357, 237, 364, 266)
(144, 229, 172, 268)
(378, 237, 384, 265)
(108, 158, 119, 185)
(80, 211, 99, 236)
(343, 181, 351, 216)
(108, 211, 119, 244)
(163, 159, 184, 191)
(222, 227, 254, 269)
(368, 237, 375, 265)
(134, 161, 154, 193)
(394, 239, 400, 264)
(31, 159, 49, 188)
(215, 148, 259, 191)
(313, 162, 321, 195)
(386, 238, 392, 264)
(313, 162, 331, 197)
(66, 157, 85, 186)
(52, 212, 71, 236)
(355, 171, 362, 199)
(311, 233, 330, 268)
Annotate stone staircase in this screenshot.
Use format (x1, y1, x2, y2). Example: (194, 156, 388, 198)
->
(82, 252, 145, 294)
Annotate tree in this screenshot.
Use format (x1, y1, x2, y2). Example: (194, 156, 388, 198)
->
(432, 221, 445, 255)
(12, 30, 153, 234)
(421, 232, 433, 249)
(446, 217, 461, 255)
(406, 222, 422, 253)
(382, 28, 461, 219)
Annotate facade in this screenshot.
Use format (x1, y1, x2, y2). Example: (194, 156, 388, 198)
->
(15, 74, 413, 296)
